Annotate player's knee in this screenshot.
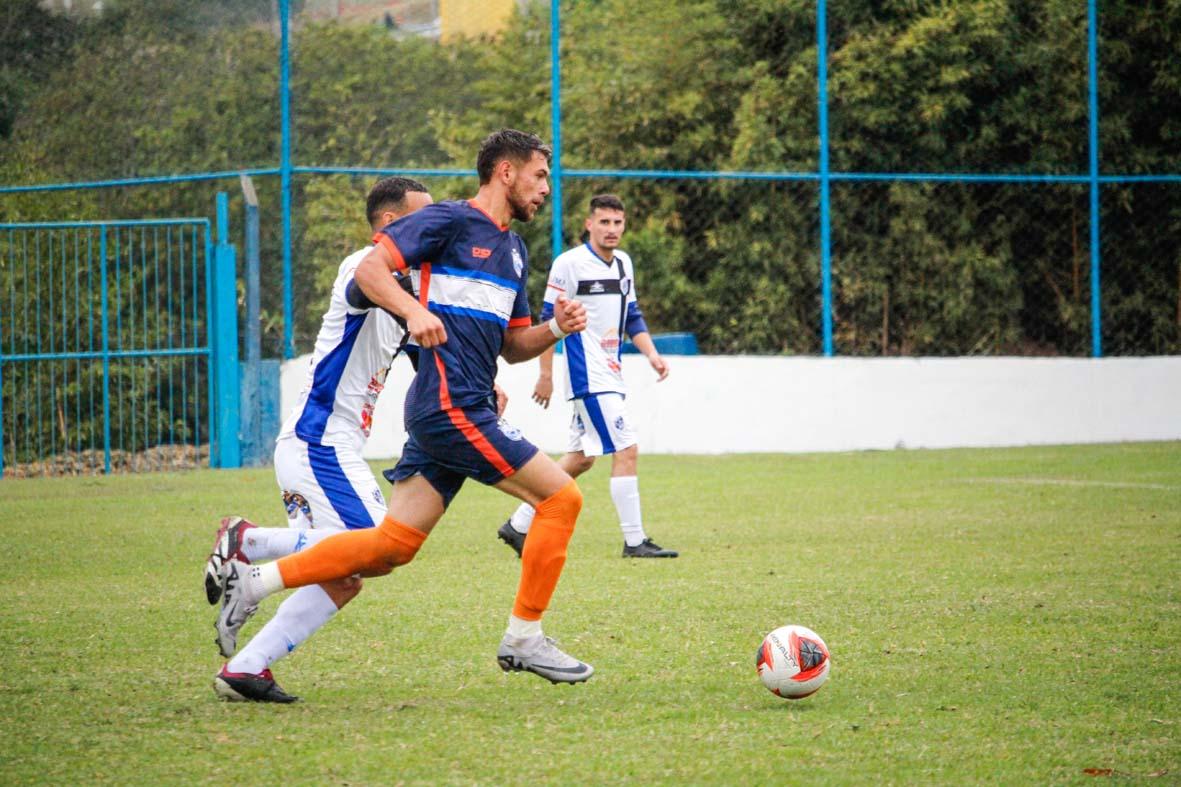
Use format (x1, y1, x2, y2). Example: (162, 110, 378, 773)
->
(378, 549, 416, 573)
(538, 480, 583, 522)
(373, 517, 428, 573)
(571, 454, 596, 475)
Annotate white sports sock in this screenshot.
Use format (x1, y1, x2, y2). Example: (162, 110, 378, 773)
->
(508, 503, 535, 534)
(611, 475, 646, 547)
(253, 561, 287, 599)
(227, 584, 339, 675)
(505, 614, 542, 642)
(240, 527, 334, 562)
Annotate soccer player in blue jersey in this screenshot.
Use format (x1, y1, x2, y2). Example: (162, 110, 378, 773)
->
(213, 129, 596, 686)
(206, 177, 435, 702)
(497, 194, 678, 558)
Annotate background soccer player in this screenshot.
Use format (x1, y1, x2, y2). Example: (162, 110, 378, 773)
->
(498, 194, 678, 558)
(206, 177, 434, 702)
(212, 130, 596, 686)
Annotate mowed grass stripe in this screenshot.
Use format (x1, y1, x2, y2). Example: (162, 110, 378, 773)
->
(0, 442, 1178, 784)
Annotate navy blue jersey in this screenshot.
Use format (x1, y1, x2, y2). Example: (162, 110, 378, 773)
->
(374, 200, 532, 425)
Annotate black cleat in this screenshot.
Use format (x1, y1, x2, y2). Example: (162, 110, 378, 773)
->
(497, 519, 527, 558)
(213, 666, 299, 703)
(622, 538, 679, 558)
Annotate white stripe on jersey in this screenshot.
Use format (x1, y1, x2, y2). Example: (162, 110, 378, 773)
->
(278, 246, 406, 452)
(545, 244, 639, 400)
(426, 269, 518, 325)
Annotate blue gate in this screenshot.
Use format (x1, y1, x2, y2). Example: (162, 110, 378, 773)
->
(0, 208, 240, 477)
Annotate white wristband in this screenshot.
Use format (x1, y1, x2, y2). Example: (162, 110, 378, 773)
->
(548, 317, 568, 339)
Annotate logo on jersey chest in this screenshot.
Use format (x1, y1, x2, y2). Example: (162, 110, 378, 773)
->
(472, 246, 492, 259)
(577, 278, 629, 296)
(511, 247, 524, 277)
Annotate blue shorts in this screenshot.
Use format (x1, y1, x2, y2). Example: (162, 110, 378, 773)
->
(383, 405, 539, 508)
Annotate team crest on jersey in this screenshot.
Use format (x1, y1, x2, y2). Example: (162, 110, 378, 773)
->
(621, 278, 631, 295)
(497, 418, 524, 441)
(282, 491, 312, 525)
(511, 247, 524, 277)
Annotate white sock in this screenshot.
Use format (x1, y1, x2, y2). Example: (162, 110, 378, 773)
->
(227, 584, 339, 675)
(611, 475, 646, 547)
(505, 614, 542, 642)
(248, 561, 287, 603)
(508, 503, 535, 534)
(240, 527, 334, 562)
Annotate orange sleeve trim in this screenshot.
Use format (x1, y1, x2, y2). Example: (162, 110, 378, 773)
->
(508, 316, 532, 328)
(373, 233, 408, 273)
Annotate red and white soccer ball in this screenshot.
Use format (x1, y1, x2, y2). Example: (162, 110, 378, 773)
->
(756, 624, 831, 699)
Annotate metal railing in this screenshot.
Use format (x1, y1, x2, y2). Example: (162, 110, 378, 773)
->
(1, 0, 1177, 362)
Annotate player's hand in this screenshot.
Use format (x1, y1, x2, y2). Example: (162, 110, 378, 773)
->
(493, 383, 509, 417)
(532, 376, 553, 408)
(649, 353, 669, 381)
(554, 295, 587, 335)
(407, 306, 446, 348)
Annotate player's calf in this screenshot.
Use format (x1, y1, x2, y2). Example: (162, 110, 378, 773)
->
(320, 575, 363, 608)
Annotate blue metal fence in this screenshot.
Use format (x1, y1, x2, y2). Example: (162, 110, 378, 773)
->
(0, 212, 240, 477)
(1, 0, 1179, 365)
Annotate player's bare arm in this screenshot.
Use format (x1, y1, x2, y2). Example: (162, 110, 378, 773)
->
(502, 295, 587, 364)
(629, 331, 669, 381)
(532, 346, 555, 408)
(354, 244, 447, 348)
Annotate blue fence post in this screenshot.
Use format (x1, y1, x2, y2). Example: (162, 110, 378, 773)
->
(549, 0, 564, 261)
(240, 175, 262, 465)
(817, 0, 834, 357)
(280, 0, 295, 360)
(0, 320, 4, 479)
(212, 193, 241, 468)
(100, 224, 112, 474)
(1087, 0, 1103, 358)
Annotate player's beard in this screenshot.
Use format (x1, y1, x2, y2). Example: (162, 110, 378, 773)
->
(508, 183, 539, 223)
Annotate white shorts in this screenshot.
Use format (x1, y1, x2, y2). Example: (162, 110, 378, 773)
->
(273, 436, 386, 531)
(567, 392, 637, 457)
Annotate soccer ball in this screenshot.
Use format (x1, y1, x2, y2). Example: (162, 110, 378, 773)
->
(756, 624, 831, 699)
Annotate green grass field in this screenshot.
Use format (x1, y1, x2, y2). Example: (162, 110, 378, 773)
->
(2, 443, 1179, 784)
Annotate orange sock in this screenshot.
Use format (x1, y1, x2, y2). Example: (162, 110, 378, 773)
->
(513, 480, 582, 620)
(277, 515, 427, 588)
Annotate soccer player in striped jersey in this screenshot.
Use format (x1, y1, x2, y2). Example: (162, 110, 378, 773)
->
(212, 130, 595, 688)
(497, 194, 678, 558)
(206, 176, 439, 702)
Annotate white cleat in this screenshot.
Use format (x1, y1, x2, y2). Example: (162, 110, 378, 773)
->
(204, 516, 256, 605)
(497, 634, 594, 684)
(214, 559, 261, 658)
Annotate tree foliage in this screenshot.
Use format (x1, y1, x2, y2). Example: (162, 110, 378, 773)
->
(1, 0, 1178, 362)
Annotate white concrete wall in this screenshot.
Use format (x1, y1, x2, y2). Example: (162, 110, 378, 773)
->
(280, 354, 1181, 458)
